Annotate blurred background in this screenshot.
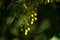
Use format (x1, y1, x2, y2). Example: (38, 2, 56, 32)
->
(0, 0, 60, 40)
